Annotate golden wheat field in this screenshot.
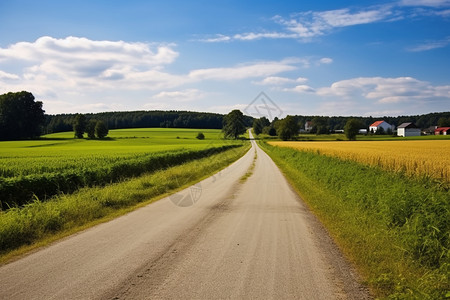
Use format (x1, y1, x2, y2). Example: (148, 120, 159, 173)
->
(269, 140, 450, 183)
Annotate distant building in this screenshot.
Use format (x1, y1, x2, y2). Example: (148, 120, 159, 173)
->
(423, 126, 438, 135)
(369, 120, 394, 133)
(305, 121, 313, 132)
(397, 122, 421, 137)
(435, 127, 450, 135)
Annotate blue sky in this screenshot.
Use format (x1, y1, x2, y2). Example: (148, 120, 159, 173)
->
(0, 0, 449, 118)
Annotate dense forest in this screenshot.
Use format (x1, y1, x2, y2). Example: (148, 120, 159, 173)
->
(44, 111, 254, 134)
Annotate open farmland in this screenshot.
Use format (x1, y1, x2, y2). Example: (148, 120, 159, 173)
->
(269, 140, 450, 184)
(0, 128, 244, 208)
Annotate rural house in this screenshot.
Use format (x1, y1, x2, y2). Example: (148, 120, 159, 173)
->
(369, 120, 394, 133)
(434, 127, 450, 135)
(305, 121, 313, 132)
(397, 122, 421, 137)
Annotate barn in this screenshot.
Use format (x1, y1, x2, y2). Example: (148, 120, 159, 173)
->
(397, 123, 421, 137)
(434, 127, 450, 135)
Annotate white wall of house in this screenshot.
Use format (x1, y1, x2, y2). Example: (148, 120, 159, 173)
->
(370, 121, 393, 133)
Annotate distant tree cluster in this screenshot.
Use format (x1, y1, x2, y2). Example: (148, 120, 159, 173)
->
(45, 111, 253, 134)
(0, 91, 45, 140)
(73, 114, 109, 139)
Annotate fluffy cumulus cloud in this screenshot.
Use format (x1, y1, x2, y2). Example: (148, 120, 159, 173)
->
(0, 36, 300, 90)
(316, 76, 450, 103)
(0, 36, 183, 97)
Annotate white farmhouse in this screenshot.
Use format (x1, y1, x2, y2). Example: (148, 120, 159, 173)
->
(397, 122, 421, 137)
(369, 120, 393, 133)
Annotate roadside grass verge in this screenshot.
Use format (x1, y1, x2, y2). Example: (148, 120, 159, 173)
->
(260, 141, 449, 299)
(0, 143, 250, 262)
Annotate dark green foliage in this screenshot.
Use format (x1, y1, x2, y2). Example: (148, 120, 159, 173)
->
(196, 132, 205, 140)
(344, 118, 363, 140)
(252, 117, 270, 135)
(45, 110, 254, 134)
(73, 114, 86, 138)
(277, 115, 299, 140)
(437, 117, 450, 127)
(311, 116, 329, 134)
(0, 91, 45, 140)
(223, 110, 247, 139)
(0, 145, 241, 209)
(262, 126, 277, 136)
(86, 119, 97, 139)
(95, 120, 108, 138)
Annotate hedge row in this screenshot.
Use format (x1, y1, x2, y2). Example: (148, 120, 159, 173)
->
(0, 145, 240, 209)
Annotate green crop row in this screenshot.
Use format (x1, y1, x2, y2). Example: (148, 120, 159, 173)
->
(260, 142, 449, 299)
(0, 145, 241, 209)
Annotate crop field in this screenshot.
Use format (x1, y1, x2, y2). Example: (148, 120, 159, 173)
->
(269, 140, 450, 184)
(0, 128, 243, 208)
(261, 141, 449, 298)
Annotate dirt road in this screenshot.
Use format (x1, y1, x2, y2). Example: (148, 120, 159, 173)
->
(0, 133, 369, 299)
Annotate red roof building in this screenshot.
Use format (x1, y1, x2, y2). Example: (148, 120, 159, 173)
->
(434, 127, 450, 135)
(369, 120, 393, 133)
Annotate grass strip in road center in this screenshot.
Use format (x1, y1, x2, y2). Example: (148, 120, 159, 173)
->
(0, 143, 250, 262)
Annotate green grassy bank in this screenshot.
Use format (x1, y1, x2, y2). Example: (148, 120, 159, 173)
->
(260, 141, 449, 299)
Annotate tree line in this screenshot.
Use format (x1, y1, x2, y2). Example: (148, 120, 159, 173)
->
(1, 91, 449, 141)
(45, 110, 252, 134)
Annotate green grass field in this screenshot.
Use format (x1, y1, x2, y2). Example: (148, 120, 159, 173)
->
(0, 128, 230, 176)
(0, 128, 250, 259)
(0, 128, 244, 208)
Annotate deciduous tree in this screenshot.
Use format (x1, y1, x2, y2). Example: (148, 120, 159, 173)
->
(95, 120, 109, 138)
(344, 119, 363, 141)
(222, 110, 246, 139)
(73, 114, 86, 138)
(0, 91, 45, 140)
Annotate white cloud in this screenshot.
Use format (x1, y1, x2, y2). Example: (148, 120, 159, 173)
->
(150, 89, 207, 102)
(400, 0, 450, 7)
(319, 57, 333, 64)
(188, 61, 297, 81)
(407, 36, 450, 51)
(253, 76, 308, 86)
(276, 7, 393, 39)
(233, 32, 297, 41)
(197, 2, 449, 43)
(198, 34, 232, 43)
(316, 76, 450, 103)
(0, 70, 20, 80)
(284, 85, 316, 93)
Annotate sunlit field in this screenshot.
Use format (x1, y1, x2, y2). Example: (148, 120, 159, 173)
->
(0, 128, 243, 207)
(0, 128, 228, 177)
(269, 140, 450, 184)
